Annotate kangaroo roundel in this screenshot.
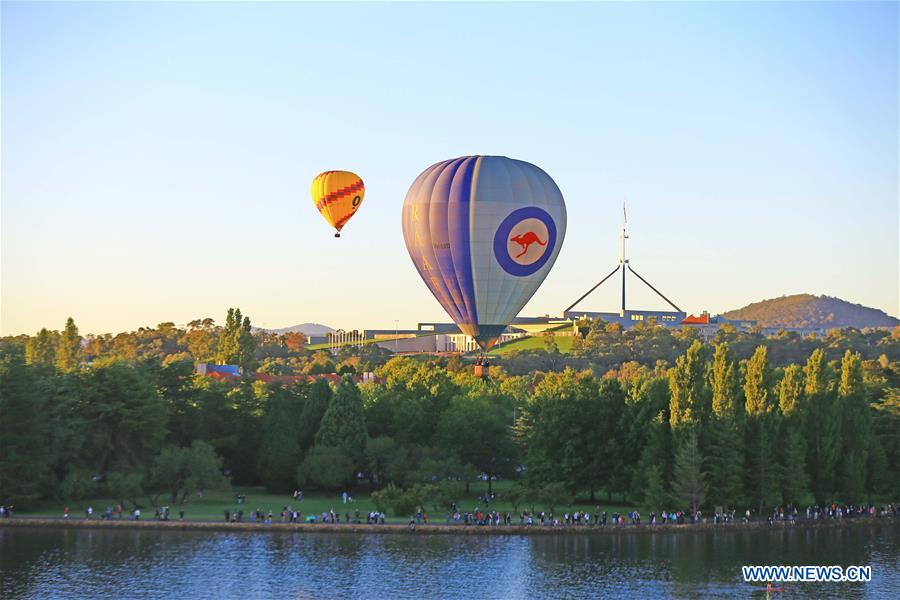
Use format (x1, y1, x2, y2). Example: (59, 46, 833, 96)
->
(494, 206, 558, 276)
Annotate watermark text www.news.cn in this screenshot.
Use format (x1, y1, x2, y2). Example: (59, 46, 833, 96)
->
(743, 565, 872, 583)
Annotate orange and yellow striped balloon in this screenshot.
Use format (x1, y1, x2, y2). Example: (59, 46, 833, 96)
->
(311, 170, 365, 238)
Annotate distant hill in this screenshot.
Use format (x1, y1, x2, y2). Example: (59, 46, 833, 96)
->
(254, 323, 335, 336)
(723, 294, 898, 330)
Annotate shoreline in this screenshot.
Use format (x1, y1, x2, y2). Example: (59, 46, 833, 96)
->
(2, 516, 896, 536)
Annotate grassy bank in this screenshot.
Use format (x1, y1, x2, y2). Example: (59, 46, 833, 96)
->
(17, 482, 632, 525)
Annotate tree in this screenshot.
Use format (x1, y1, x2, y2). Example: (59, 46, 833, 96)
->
(215, 308, 254, 370)
(0, 361, 53, 507)
(25, 328, 59, 367)
(257, 385, 306, 492)
(366, 436, 411, 488)
(152, 441, 229, 505)
(642, 463, 669, 512)
(516, 370, 611, 498)
(543, 330, 558, 353)
(56, 317, 83, 372)
(182, 319, 218, 362)
(711, 343, 740, 420)
(76, 362, 168, 474)
(298, 378, 332, 450)
(296, 445, 355, 489)
(669, 341, 709, 430)
(671, 430, 707, 513)
(837, 350, 869, 503)
(706, 343, 744, 508)
(777, 364, 808, 506)
(744, 346, 775, 514)
(314, 376, 367, 469)
(804, 349, 840, 503)
(106, 471, 146, 509)
(435, 390, 516, 495)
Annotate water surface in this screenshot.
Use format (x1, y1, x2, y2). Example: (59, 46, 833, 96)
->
(1, 525, 897, 598)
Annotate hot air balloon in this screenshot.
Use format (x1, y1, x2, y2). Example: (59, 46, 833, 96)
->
(311, 170, 365, 237)
(402, 155, 566, 351)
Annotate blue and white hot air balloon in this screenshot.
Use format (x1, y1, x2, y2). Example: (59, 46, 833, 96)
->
(402, 155, 567, 350)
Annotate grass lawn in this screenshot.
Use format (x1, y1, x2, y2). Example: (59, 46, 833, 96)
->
(488, 334, 574, 356)
(19, 480, 634, 524)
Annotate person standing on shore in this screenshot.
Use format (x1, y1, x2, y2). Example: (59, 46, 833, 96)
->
(63, 506, 69, 519)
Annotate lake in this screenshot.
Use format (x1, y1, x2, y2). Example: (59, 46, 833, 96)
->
(1, 524, 897, 598)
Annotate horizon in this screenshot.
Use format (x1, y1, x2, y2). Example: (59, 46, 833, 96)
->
(2, 1, 898, 336)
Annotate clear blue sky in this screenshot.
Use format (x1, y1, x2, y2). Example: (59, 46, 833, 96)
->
(2, 1, 897, 335)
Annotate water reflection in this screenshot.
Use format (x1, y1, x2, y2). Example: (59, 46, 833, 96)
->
(1, 526, 896, 599)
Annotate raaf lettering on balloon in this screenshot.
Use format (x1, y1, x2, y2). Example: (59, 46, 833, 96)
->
(493, 206, 557, 277)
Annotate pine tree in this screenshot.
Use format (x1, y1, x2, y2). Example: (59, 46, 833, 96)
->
(671, 430, 707, 513)
(744, 345, 775, 514)
(637, 409, 673, 509)
(56, 317, 83, 372)
(314, 376, 367, 469)
(642, 463, 669, 512)
(837, 350, 868, 503)
(804, 349, 840, 504)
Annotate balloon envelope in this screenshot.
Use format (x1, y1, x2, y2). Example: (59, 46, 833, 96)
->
(402, 156, 566, 349)
(311, 171, 365, 236)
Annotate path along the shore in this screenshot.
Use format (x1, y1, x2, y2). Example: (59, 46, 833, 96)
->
(1, 515, 896, 536)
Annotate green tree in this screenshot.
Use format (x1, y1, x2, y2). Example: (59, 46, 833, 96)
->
(25, 328, 59, 367)
(436, 390, 517, 495)
(642, 463, 669, 511)
(296, 445, 355, 489)
(671, 430, 707, 513)
(56, 317, 83, 372)
(516, 369, 610, 498)
(216, 308, 251, 368)
(744, 345, 775, 513)
(0, 361, 53, 507)
(152, 441, 229, 505)
(837, 350, 869, 503)
(77, 362, 168, 474)
(669, 341, 709, 430)
(257, 384, 306, 492)
(705, 343, 744, 508)
(298, 378, 332, 450)
(804, 349, 840, 503)
(314, 376, 367, 469)
(777, 364, 809, 506)
(366, 436, 411, 488)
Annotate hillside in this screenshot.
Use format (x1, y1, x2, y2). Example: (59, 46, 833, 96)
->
(723, 294, 898, 329)
(255, 322, 335, 336)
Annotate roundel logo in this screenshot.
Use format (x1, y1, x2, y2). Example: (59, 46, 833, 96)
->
(493, 206, 557, 277)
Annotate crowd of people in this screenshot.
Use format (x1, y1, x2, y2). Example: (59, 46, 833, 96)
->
(4, 495, 898, 528)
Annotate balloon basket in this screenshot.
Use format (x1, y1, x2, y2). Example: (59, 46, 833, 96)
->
(474, 354, 491, 379)
(334, 233, 341, 238)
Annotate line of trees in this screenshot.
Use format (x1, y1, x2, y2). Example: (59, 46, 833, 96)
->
(1, 313, 897, 514)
